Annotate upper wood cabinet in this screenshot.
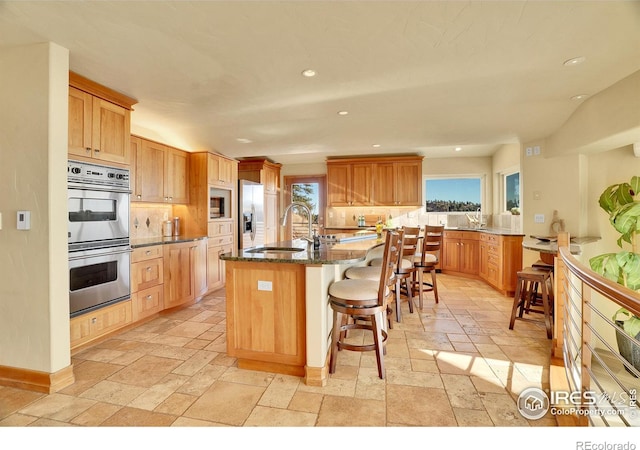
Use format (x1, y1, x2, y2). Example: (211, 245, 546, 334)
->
(326, 156, 423, 207)
(237, 158, 281, 194)
(68, 72, 136, 166)
(131, 136, 188, 204)
(208, 153, 235, 188)
(327, 162, 373, 206)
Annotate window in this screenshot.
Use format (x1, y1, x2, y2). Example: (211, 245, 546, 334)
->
(504, 171, 520, 212)
(424, 177, 482, 212)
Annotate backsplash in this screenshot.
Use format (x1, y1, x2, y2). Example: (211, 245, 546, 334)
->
(130, 204, 173, 239)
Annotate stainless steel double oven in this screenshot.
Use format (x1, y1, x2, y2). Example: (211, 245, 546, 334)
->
(67, 160, 131, 317)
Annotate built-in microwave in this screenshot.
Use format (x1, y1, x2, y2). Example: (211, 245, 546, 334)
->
(210, 187, 231, 219)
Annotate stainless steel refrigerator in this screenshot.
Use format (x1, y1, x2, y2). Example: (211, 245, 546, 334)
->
(238, 179, 265, 249)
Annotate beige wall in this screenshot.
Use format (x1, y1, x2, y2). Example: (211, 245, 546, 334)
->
(0, 43, 70, 372)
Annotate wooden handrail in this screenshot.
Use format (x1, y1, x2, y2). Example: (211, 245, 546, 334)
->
(558, 246, 640, 318)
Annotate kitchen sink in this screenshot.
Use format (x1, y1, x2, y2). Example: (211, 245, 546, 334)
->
(245, 247, 306, 254)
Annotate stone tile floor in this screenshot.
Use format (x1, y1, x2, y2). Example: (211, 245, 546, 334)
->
(0, 274, 557, 429)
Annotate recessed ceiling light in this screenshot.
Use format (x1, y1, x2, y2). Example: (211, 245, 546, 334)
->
(301, 69, 316, 77)
(563, 56, 586, 67)
(372, 144, 381, 148)
(337, 110, 349, 116)
(455, 147, 462, 152)
(236, 138, 252, 144)
(571, 94, 589, 100)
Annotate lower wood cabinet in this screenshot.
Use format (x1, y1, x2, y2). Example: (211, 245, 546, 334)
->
(442, 230, 523, 295)
(164, 239, 207, 309)
(225, 260, 306, 377)
(70, 300, 132, 351)
(207, 235, 233, 292)
(131, 245, 164, 322)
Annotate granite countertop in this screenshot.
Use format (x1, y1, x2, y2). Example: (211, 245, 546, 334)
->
(131, 235, 207, 248)
(522, 236, 601, 255)
(444, 227, 525, 236)
(221, 238, 384, 265)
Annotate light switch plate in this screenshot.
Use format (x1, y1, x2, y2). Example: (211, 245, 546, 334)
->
(17, 210, 31, 230)
(534, 214, 545, 224)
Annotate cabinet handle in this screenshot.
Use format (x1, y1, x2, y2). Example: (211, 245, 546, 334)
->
(94, 148, 100, 153)
(146, 267, 152, 272)
(137, 195, 142, 199)
(146, 295, 152, 300)
(164, 197, 169, 201)
(145, 250, 151, 255)
(91, 317, 97, 324)
(85, 147, 91, 153)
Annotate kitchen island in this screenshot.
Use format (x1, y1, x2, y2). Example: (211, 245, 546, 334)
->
(221, 237, 383, 386)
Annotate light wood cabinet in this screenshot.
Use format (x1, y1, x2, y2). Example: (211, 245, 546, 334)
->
(68, 72, 136, 166)
(327, 162, 374, 206)
(479, 233, 523, 295)
(207, 219, 234, 292)
(225, 260, 306, 377)
(131, 245, 164, 322)
(442, 230, 480, 275)
(442, 230, 523, 295)
(208, 153, 235, 188)
(131, 136, 188, 204)
(163, 239, 207, 309)
(326, 156, 422, 207)
(238, 158, 282, 245)
(70, 300, 132, 351)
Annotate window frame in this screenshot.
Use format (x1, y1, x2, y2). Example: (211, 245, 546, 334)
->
(502, 169, 520, 213)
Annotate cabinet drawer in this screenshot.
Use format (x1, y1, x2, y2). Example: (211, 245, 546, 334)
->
(208, 220, 233, 237)
(132, 245, 163, 263)
(131, 258, 164, 292)
(70, 300, 132, 349)
(208, 235, 233, 247)
(132, 286, 163, 321)
(480, 232, 500, 244)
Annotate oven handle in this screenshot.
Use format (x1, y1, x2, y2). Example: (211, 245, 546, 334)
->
(68, 183, 131, 194)
(68, 246, 132, 261)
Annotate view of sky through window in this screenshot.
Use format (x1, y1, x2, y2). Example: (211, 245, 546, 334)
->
(425, 178, 481, 212)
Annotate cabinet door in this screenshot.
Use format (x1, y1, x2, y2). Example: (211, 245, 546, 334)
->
(219, 157, 234, 186)
(479, 242, 489, 280)
(327, 164, 351, 206)
(373, 162, 396, 205)
(68, 87, 93, 158)
(137, 140, 167, 203)
(441, 238, 460, 272)
(459, 238, 480, 274)
(264, 166, 278, 194)
(130, 136, 143, 201)
(351, 163, 373, 205)
(194, 239, 208, 298)
(395, 161, 422, 206)
(91, 97, 130, 165)
(207, 242, 233, 291)
(264, 193, 279, 244)
(166, 147, 189, 203)
(164, 243, 196, 309)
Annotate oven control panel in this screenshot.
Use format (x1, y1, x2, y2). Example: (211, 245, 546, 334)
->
(68, 160, 130, 190)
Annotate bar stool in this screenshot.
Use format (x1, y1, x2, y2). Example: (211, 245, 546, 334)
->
(328, 230, 400, 379)
(412, 225, 444, 307)
(509, 267, 554, 339)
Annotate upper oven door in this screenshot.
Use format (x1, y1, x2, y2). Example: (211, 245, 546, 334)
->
(68, 187, 130, 246)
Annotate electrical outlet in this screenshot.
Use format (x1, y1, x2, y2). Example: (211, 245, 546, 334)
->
(533, 146, 541, 155)
(534, 214, 545, 224)
(257, 280, 272, 291)
(526, 147, 533, 156)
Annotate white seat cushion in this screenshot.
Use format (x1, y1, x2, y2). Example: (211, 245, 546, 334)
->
(329, 278, 379, 301)
(414, 253, 437, 264)
(370, 257, 413, 269)
(345, 265, 381, 280)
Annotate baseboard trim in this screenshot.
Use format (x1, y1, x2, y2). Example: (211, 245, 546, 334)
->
(0, 363, 75, 394)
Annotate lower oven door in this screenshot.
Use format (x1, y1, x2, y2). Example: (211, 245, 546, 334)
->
(69, 245, 131, 317)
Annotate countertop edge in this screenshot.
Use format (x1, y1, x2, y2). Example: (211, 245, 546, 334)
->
(131, 235, 207, 248)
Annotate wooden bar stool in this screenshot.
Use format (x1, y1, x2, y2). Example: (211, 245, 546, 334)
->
(509, 267, 554, 339)
(328, 231, 400, 379)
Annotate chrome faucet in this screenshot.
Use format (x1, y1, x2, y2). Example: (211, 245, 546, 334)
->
(280, 202, 313, 243)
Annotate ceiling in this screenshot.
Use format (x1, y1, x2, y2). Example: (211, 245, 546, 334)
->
(1, 1, 640, 165)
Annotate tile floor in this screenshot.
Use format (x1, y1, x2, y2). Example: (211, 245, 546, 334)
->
(0, 274, 557, 428)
